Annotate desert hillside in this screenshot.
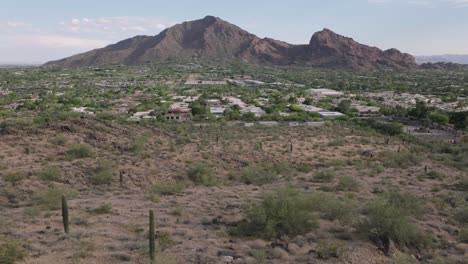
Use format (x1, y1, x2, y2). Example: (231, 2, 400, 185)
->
(1, 118, 467, 263)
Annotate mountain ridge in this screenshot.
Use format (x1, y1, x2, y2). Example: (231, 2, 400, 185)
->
(44, 15, 416, 70)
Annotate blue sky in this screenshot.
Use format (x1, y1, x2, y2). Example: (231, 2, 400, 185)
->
(1, 0, 468, 63)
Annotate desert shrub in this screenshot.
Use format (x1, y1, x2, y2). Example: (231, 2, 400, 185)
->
(0, 238, 27, 264)
(3, 172, 27, 186)
(455, 206, 468, 224)
(319, 196, 355, 224)
(51, 134, 67, 145)
(335, 176, 359, 192)
(71, 241, 95, 260)
(91, 160, 114, 185)
(147, 182, 186, 196)
(38, 165, 61, 181)
(392, 253, 418, 264)
(231, 187, 318, 239)
(456, 177, 468, 191)
(460, 226, 468, 243)
(240, 166, 277, 185)
(328, 138, 346, 147)
(249, 249, 266, 264)
(366, 120, 403, 136)
(66, 144, 94, 159)
(313, 170, 336, 183)
(358, 191, 430, 251)
(187, 163, 218, 186)
(131, 135, 148, 157)
(296, 163, 313, 173)
(382, 152, 421, 169)
(426, 171, 445, 180)
(158, 232, 175, 251)
(32, 186, 77, 210)
(269, 162, 290, 175)
(90, 203, 112, 214)
(316, 240, 345, 260)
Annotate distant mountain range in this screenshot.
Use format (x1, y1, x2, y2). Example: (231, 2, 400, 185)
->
(416, 55, 468, 64)
(45, 16, 417, 70)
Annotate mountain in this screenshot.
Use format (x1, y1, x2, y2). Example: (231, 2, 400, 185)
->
(44, 16, 416, 70)
(416, 54, 468, 64)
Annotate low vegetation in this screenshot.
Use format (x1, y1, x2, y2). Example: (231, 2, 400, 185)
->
(358, 191, 431, 252)
(66, 144, 94, 160)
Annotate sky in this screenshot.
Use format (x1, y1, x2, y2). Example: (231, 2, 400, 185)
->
(1, 0, 468, 64)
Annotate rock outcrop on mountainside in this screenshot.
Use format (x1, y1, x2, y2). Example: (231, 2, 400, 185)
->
(45, 16, 416, 70)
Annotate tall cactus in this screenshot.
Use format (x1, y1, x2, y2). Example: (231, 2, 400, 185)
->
(149, 209, 155, 263)
(62, 195, 69, 234)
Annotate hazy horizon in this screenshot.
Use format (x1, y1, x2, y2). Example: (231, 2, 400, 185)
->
(2, 0, 468, 64)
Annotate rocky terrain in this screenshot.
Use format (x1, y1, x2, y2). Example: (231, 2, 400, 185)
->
(44, 16, 416, 70)
(1, 118, 467, 263)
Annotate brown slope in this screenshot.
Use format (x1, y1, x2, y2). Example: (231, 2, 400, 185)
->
(296, 28, 416, 69)
(44, 16, 416, 70)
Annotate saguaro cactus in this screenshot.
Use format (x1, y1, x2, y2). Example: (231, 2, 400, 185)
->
(119, 170, 124, 188)
(62, 195, 69, 234)
(149, 209, 155, 263)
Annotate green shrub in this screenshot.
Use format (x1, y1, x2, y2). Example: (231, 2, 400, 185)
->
(296, 163, 313, 173)
(231, 188, 318, 239)
(319, 196, 354, 225)
(32, 186, 77, 210)
(459, 226, 468, 243)
(0, 238, 27, 264)
(426, 171, 445, 180)
(382, 152, 421, 169)
(91, 160, 114, 185)
(455, 206, 468, 224)
(313, 170, 336, 183)
(66, 144, 94, 159)
(90, 203, 112, 214)
(456, 178, 468, 191)
(240, 166, 277, 185)
(187, 163, 218, 186)
(52, 134, 67, 146)
(335, 176, 359, 192)
(38, 165, 61, 181)
(147, 182, 186, 195)
(131, 135, 148, 157)
(392, 253, 417, 264)
(358, 192, 430, 251)
(249, 249, 266, 264)
(3, 172, 26, 186)
(316, 240, 345, 260)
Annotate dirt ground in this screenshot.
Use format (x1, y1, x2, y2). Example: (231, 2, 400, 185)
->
(0, 119, 467, 264)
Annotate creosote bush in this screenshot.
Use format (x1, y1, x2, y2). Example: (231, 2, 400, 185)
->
(240, 166, 277, 186)
(313, 170, 336, 183)
(91, 160, 114, 185)
(382, 152, 421, 169)
(335, 176, 359, 192)
(90, 203, 113, 214)
(66, 144, 94, 159)
(147, 182, 186, 195)
(0, 238, 27, 264)
(32, 186, 77, 210)
(187, 163, 218, 186)
(38, 165, 61, 181)
(231, 187, 319, 239)
(358, 191, 431, 251)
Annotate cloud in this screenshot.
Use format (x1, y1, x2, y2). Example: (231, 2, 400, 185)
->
(367, 0, 468, 7)
(58, 16, 174, 37)
(12, 35, 110, 49)
(368, 0, 392, 4)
